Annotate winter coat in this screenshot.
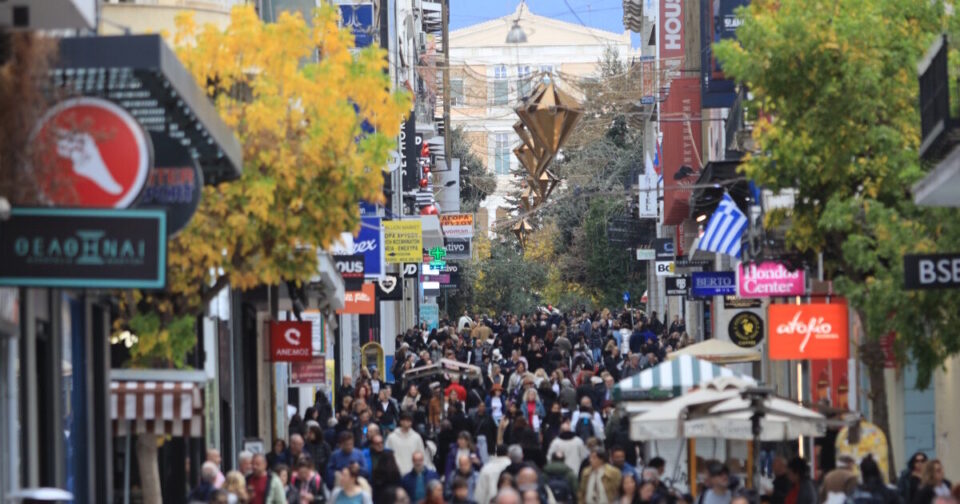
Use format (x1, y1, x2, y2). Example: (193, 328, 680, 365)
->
(547, 432, 591, 474)
(578, 463, 622, 504)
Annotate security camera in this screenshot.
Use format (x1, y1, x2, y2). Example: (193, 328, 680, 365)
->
(0, 197, 11, 221)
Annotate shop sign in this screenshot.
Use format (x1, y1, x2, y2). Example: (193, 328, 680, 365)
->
(675, 258, 710, 268)
(353, 217, 383, 276)
(636, 248, 656, 261)
(32, 96, 152, 209)
(724, 296, 762, 309)
(691, 271, 736, 297)
(768, 303, 849, 360)
(439, 213, 474, 238)
(402, 263, 419, 278)
(399, 111, 419, 192)
(333, 254, 365, 291)
(420, 303, 439, 330)
(737, 261, 805, 297)
(665, 276, 689, 297)
(133, 132, 203, 236)
(383, 220, 423, 263)
(903, 253, 960, 289)
(337, 283, 376, 315)
(655, 261, 676, 276)
(270, 321, 313, 362)
(0, 208, 166, 289)
(291, 359, 326, 385)
(338, 2, 375, 48)
(654, 238, 676, 260)
(661, 78, 702, 225)
(421, 274, 450, 283)
(728, 311, 763, 348)
(444, 238, 471, 260)
(376, 274, 403, 301)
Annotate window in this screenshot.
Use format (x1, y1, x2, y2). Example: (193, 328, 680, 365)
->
(494, 133, 511, 175)
(539, 64, 554, 75)
(517, 65, 532, 99)
(492, 65, 508, 106)
(450, 78, 465, 107)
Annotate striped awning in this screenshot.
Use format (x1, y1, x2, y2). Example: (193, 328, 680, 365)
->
(614, 354, 756, 401)
(110, 380, 204, 437)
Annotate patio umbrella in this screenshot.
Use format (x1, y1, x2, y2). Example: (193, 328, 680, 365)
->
(614, 354, 756, 401)
(667, 338, 762, 364)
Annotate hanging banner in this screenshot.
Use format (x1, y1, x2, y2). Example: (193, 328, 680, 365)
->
(337, 283, 377, 315)
(354, 217, 383, 277)
(768, 303, 849, 360)
(270, 321, 313, 362)
(661, 78, 702, 225)
(439, 213, 475, 238)
(737, 261, 805, 297)
(400, 112, 419, 192)
(383, 220, 423, 263)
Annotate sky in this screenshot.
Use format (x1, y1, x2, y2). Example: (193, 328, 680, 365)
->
(449, 0, 643, 47)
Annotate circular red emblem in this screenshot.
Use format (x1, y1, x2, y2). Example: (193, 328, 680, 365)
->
(31, 97, 151, 208)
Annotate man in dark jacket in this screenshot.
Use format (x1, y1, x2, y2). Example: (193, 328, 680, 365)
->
(400, 451, 439, 503)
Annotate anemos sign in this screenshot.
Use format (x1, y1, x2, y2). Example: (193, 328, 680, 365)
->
(768, 303, 848, 360)
(737, 261, 805, 297)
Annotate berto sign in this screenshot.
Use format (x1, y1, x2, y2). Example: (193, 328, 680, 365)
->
(0, 208, 166, 289)
(690, 271, 736, 297)
(768, 303, 848, 360)
(737, 261, 805, 297)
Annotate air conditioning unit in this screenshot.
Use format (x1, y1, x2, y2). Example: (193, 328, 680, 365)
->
(0, 0, 96, 31)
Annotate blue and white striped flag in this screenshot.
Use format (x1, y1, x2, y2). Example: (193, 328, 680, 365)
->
(698, 193, 748, 258)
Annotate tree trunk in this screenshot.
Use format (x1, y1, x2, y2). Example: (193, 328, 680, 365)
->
(860, 334, 898, 483)
(136, 432, 163, 504)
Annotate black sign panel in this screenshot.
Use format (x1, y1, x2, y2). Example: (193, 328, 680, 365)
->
(444, 238, 471, 260)
(904, 253, 960, 289)
(728, 311, 763, 348)
(134, 132, 203, 236)
(333, 254, 365, 291)
(675, 258, 710, 268)
(665, 276, 690, 297)
(654, 238, 676, 260)
(400, 111, 419, 192)
(723, 296, 763, 309)
(375, 274, 403, 301)
(0, 208, 166, 289)
(402, 263, 419, 278)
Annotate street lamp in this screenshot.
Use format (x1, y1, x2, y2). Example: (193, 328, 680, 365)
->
(506, 20, 527, 44)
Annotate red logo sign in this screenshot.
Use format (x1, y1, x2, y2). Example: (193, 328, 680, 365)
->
(270, 321, 313, 362)
(768, 303, 849, 360)
(31, 97, 151, 208)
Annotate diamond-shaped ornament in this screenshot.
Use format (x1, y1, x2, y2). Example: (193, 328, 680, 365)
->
(516, 82, 583, 155)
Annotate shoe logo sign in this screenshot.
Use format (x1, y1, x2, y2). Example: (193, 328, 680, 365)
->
(31, 97, 151, 209)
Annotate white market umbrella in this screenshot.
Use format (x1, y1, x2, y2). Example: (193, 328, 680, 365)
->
(630, 375, 746, 440)
(667, 339, 762, 364)
(684, 393, 827, 441)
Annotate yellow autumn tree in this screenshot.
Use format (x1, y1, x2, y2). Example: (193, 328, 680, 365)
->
(119, 4, 409, 367)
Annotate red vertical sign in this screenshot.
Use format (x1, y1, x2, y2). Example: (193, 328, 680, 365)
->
(270, 321, 313, 362)
(661, 78, 702, 225)
(660, 0, 685, 61)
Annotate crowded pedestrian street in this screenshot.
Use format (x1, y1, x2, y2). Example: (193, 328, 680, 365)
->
(3, 0, 960, 503)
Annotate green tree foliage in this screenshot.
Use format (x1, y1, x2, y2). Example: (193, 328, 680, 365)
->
(715, 0, 960, 474)
(471, 240, 547, 314)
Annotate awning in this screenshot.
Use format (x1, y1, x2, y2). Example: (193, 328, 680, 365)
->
(688, 160, 750, 221)
(913, 144, 960, 206)
(667, 339, 762, 364)
(52, 34, 243, 184)
(420, 214, 444, 250)
(613, 354, 756, 400)
(110, 369, 206, 437)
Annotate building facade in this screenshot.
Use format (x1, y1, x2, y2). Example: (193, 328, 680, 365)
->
(448, 5, 631, 233)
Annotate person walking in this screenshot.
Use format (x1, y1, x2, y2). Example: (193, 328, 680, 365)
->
(899, 453, 930, 504)
(579, 447, 622, 504)
(912, 460, 952, 504)
(475, 445, 513, 504)
(850, 456, 901, 504)
(386, 411, 428, 476)
(246, 454, 286, 504)
(400, 451, 439, 504)
(785, 457, 818, 504)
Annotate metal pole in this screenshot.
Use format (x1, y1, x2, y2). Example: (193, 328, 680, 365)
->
(124, 430, 131, 504)
(441, 0, 451, 160)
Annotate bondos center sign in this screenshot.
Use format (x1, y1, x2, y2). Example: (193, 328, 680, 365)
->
(768, 303, 848, 360)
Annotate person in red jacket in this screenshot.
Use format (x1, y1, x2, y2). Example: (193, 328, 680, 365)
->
(444, 375, 467, 402)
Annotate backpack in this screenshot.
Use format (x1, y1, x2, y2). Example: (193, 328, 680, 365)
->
(546, 473, 574, 503)
(575, 415, 594, 441)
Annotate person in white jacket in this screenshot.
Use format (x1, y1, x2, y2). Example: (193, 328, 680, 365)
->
(474, 444, 512, 504)
(546, 421, 591, 474)
(386, 411, 427, 476)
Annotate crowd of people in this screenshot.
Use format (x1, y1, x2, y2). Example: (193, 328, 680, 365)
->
(184, 308, 960, 504)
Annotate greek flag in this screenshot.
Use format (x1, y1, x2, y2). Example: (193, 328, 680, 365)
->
(698, 193, 747, 258)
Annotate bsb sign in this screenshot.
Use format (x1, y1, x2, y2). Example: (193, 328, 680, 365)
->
(0, 208, 166, 289)
(768, 303, 849, 360)
(270, 321, 313, 362)
(904, 253, 960, 289)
